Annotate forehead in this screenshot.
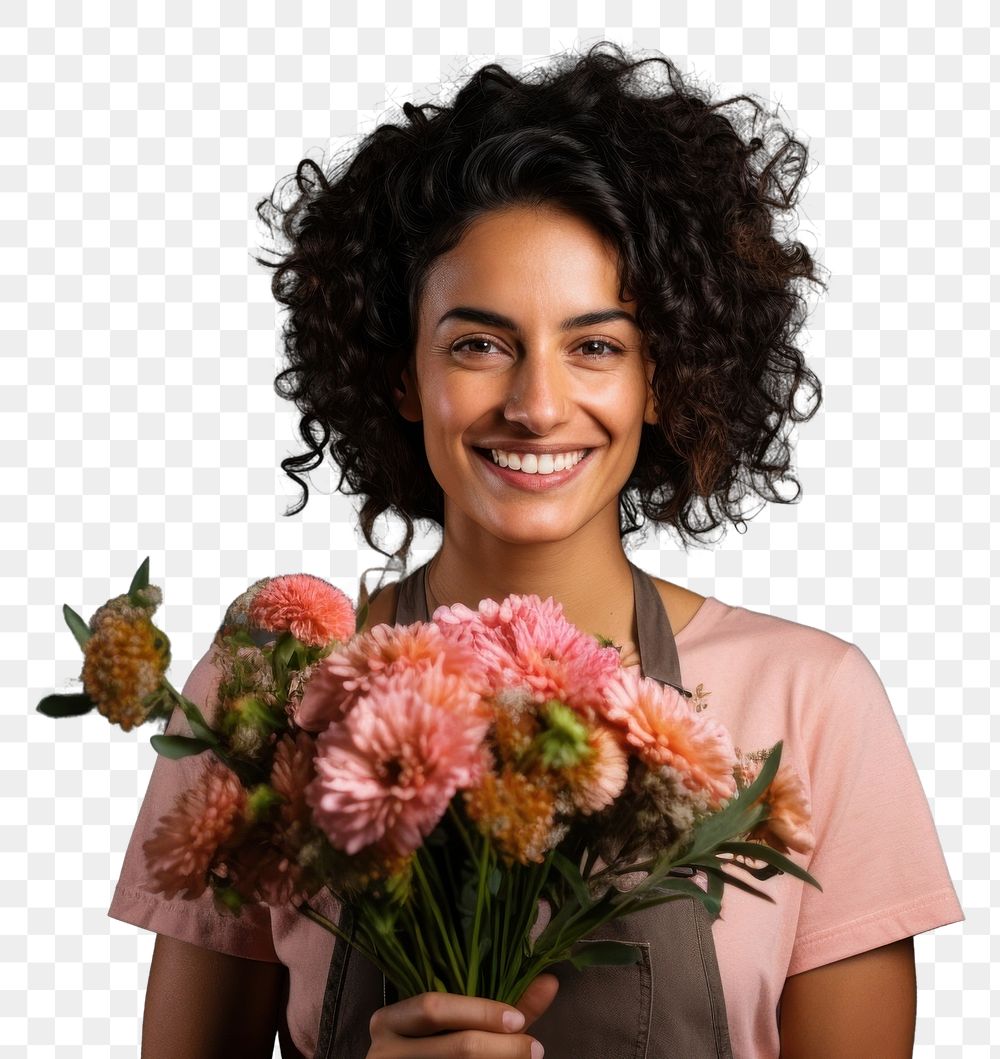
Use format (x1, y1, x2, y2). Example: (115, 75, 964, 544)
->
(418, 205, 631, 323)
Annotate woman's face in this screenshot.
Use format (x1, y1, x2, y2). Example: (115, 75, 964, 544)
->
(398, 203, 658, 548)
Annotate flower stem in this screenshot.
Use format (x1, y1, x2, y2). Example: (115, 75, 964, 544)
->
(465, 829, 491, 995)
(411, 850, 467, 989)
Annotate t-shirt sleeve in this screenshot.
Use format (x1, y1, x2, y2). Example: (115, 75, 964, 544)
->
(786, 642, 965, 977)
(106, 636, 280, 963)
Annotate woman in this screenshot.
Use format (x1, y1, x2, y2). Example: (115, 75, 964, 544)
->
(109, 43, 964, 1058)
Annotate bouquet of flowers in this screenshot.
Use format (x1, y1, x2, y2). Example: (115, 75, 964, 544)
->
(39, 558, 821, 1005)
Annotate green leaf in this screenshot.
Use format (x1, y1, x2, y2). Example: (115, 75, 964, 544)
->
(177, 698, 220, 745)
(36, 692, 95, 718)
(150, 733, 215, 759)
(716, 841, 822, 891)
(550, 849, 591, 908)
(567, 941, 643, 969)
(704, 864, 724, 909)
(741, 741, 783, 801)
(636, 874, 716, 907)
(273, 634, 299, 671)
(63, 604, 91, 649)
(128, 557, 150, 597)
(695, 862, 775, 902)
(487, 867, 502, 897)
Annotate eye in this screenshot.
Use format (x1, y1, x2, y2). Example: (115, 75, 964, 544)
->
(451, 337, 625, 358)
(578, 339, 624, 358)
(452, 337, 501, 356)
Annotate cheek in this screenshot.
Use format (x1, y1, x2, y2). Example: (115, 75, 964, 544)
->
(428, 374, 495, 431)
(592, 386, 648, 437)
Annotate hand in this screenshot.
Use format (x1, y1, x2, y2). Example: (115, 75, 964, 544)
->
(366, 972, 560, 1057)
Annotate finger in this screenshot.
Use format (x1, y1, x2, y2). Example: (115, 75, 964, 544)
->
(376, 1029, 542, 1058)
(372, 990, 531, 1039)
(512, 973, 561, 1030)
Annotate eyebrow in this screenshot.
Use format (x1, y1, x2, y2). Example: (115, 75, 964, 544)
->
(436, 306, 638, 332)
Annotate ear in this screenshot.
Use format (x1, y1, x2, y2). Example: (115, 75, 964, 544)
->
(393, 354, 422, 423)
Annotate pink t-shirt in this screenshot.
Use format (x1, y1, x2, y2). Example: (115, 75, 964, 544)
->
(108, 592, 965, 1057)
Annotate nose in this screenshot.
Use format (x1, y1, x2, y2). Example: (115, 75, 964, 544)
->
(501, 349, 572, 434)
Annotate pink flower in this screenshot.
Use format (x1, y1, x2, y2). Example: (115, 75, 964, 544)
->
(252, 848, 311, 906)
(143, 758, 246, 899)
(433, 592, 622, 719)
(293, 619, 487, 732)
(601, 666, 737, 807)
(248, 574, 356, 647)
(270, 729, 316, 829)
(305, 662, 491, 858)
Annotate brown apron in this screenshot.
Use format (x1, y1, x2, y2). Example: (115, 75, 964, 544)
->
(311, 559, 733, 1059)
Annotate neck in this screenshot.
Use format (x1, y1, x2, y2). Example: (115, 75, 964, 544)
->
(425, 516, 640, 647)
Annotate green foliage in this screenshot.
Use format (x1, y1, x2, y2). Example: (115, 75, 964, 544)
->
(150, 733, 215, 759)
(127, 556, 150, 599)
(62, 605, 90, 649)
(36, 692, 95, 718)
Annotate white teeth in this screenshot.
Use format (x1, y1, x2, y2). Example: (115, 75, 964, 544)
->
(489, 448, 587, 475)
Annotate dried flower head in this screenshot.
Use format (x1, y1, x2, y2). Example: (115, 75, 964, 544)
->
(81, 597, 170, 731)
(463, 763, 558, 866)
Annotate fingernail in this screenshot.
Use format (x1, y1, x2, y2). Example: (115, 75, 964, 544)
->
(502, 1009, 525, 1031)
(531, 1041, 545, 1059)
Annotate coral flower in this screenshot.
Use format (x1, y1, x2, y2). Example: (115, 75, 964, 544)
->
(294, 620, 487, 732)
(433, 592, 622, 719)
(81, 596, 171, 731)
(251, 848, 310, 906)
(738, 751, 815, 856)
(248, 574, 356, 647)
(270, 728, 317, 830)
(601, 666, 737, 807)
(305, 663, 491, 858)
(562, 721, 630, 814)
(224, 837, 313, 908)
(143, 758, 246, 899)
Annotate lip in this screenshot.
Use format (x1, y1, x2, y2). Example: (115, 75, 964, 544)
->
(471, 445, 595, 492)
(473, 442, 599, 454)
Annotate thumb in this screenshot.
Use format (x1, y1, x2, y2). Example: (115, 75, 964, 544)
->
(512, 972, 560, 1030)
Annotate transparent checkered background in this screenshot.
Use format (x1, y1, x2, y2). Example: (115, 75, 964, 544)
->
(5, 1, 992, 1056)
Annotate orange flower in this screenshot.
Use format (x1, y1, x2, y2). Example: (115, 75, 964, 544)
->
(81, 596, 170, 731)
(463, 761, 558, 866)
(738, 750, 815, 856)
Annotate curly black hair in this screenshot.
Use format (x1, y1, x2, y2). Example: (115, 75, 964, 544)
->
(253, 41, 826, 564)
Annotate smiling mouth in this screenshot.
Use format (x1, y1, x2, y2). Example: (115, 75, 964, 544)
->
(471, 445, 595, 478)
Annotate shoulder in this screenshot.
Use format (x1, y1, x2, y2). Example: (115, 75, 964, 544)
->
(360, 579, 400, 633)
(649, 576, 709, 640)
(657, 575, 855, 675)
